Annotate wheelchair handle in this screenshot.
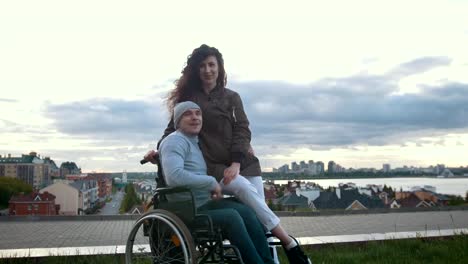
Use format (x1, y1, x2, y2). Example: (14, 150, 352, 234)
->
(140, 153, 159, 165)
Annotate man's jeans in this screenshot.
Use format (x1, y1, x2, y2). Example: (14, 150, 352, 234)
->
(198, 199, 275, 264)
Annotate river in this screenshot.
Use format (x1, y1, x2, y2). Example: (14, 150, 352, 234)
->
(273, 177, 468, 197)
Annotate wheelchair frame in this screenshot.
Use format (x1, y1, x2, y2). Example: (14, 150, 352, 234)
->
(125, 183, 245, 264)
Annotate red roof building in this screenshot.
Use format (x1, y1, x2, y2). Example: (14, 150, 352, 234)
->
(8, 191, 59, 216)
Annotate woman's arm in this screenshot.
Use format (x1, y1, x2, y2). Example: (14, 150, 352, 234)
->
(223, 92, 253, 182)
(230, 92, 252, 160)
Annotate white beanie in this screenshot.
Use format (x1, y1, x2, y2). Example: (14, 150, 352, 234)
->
(173, 101, 201, 129)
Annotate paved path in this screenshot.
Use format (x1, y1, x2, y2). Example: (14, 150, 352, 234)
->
(1, 210, 467, 251)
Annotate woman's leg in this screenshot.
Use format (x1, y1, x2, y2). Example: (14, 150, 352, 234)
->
(222, 175, 294, 247)
(244, 175, 265, 199)
(242, 178, 310, 263)
(221, 175, 280, 231)
(220, 178, 311, 263)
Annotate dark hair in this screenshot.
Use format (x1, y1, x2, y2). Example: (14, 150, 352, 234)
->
(167, 44, 226, 113)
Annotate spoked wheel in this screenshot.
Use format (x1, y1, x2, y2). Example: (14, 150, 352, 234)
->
(126, 209, 196, 264)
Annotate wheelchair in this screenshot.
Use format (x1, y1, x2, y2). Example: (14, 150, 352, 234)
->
(126, 185, 256, 264)
(125, 160, 282, 264)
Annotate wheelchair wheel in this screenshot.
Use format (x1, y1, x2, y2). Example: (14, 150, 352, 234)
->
(126, 209, 196, 264)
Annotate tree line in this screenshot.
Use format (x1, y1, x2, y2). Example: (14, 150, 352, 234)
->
(0, 177, 32, 209)
(119, 184, 141, 213)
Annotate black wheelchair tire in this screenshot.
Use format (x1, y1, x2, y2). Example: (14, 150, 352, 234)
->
(125, 209, 197, 264)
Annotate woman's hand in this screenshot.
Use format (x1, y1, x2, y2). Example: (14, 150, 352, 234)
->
(211, 183, 222, 200)
(143, 150, 159, 164)
(223, 162, 240, 185)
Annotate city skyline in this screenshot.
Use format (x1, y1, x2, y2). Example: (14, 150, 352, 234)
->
(1, 0, 468, 172)
(1, 150, 465, 175)
(272, 158, 459, 173)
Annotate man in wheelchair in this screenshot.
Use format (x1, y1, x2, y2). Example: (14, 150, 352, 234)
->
(155, 101, 275, 263)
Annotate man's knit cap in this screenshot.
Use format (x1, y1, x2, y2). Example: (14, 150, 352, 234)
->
(174, 101, 201, 129)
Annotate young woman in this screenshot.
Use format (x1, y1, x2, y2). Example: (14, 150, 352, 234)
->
(147, 44, 311, 264)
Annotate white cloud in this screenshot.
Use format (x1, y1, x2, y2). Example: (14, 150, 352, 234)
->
(1, 0, 468, 171)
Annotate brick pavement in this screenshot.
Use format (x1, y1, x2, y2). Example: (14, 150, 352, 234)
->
(0, 210, 467, 250)
(280, 210, 468, 238)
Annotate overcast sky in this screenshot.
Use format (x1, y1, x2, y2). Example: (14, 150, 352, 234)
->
(1, 0, 467, 172)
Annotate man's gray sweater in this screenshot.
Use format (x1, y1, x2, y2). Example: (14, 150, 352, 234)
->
(159, 130, 217, 208)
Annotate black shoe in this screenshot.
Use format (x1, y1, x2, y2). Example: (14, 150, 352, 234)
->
(285, 245, 312, 264)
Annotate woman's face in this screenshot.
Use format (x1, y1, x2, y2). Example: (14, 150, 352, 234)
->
(198, 55, 219, 88)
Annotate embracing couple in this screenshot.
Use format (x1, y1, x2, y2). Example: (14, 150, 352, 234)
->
(144, 44, 311, 264)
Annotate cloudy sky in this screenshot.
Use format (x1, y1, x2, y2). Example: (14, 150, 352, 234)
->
(1, 0, 467, 172)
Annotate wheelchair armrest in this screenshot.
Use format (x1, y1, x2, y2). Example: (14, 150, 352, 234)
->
(155, 186, 193, 196)
(153, 186, 197, 224)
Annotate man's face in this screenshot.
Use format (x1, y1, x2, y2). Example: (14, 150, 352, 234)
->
(178, 108, 202, 136)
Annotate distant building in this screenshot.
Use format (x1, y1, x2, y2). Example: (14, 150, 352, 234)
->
(40, 182, 80, 215)
(291, 162, 300, 172)
(0, 152, 52, 189)
(277, 164, 289, 174)
(66, 174, 89, 181)
(335, 164, 345, 173)
(70, 180, 99, 213)
(327, 161, 336, 173)
(123, 170, 128, 183)
(89, 173, 113, 199)
(44, 157, 60, 178)
(382, 164, 391, 173)
(438, 168, 454, 178)
(296, 186, 320, 205)
(413, 189, 448, 206)
(315, 161, 325, 174)
(435, 164, 445, 175)
(310, 188, 385, 211)
(397, 193, 432, 208)
(66, 173, 112, 199)
(305, 163, 318, 175)
(41, 179, 99, 215)
(276, 192, 308, 211)
(60, 161, 81, 178)
(9, 191, 59, 216)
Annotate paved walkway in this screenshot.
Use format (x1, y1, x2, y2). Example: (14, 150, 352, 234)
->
(0, 210, 467, 257)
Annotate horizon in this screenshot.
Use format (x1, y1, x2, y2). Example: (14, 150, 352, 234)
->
(3, 150, 466, 174)
(1, 0, 468, 172)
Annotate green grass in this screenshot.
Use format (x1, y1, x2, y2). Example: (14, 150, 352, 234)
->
(1, 235, 467, 263)
(277, 234, 468, 264)
(0, 255, 124, 264)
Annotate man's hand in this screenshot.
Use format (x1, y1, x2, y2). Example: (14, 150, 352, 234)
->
(211, 183, 222, 200)
(143, 150, 159, 164)
(223, 162, 240, 185)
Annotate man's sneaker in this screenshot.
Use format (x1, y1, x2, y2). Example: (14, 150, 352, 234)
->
(285, 245, 312, 264)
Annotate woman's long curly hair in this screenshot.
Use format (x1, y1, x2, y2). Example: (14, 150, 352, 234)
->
(167, 44, 226, 113)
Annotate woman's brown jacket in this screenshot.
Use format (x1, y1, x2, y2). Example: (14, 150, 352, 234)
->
(160, 87, 261, 181)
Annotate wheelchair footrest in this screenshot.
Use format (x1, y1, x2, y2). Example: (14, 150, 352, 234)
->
(222, 245, 243, 263)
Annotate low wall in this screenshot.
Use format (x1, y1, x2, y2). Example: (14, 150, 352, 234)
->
(1, 205, 467, 221)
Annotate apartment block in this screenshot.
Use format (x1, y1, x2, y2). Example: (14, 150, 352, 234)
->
(0, 152, 52, 189)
